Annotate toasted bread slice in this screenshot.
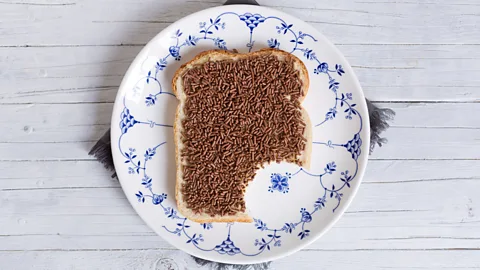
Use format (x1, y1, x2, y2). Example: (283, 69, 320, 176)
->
(172, 48, 312, 223)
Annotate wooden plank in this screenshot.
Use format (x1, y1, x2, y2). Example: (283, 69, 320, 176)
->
(0, 46, 138, 104)
(0, 102, 478, 143)
(1, 173, 480, 250)
(0, 161, 116, 190)
(0, 0, 478, 46)
(0, 142, 95, 161)
(370, 127, 480, 160)
(1, 160, 478, 190)
(364, 160, 480, 183)
(1, 249, 478, 270)
(378, 103, 480, 128)
(280, 250, 480, 269)
(1, 45, 479, 103)
(0, 103, 113, 143)
(0, 127, 477, 160)
(0, 102, 478, 160)
(0, 250, 200, 270)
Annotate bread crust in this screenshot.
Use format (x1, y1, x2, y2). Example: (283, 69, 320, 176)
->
(172, 48, 311, 223)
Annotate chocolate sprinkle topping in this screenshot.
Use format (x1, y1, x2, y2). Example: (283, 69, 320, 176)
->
(180, 53, 307, 217)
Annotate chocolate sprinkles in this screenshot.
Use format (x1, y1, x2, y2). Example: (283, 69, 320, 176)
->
(180, 53, 307, 217)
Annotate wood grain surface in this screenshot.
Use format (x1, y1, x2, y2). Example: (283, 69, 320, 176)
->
(0, 0, 479, 269)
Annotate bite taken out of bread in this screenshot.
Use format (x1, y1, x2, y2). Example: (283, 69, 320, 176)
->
(172, 48, 312, 223)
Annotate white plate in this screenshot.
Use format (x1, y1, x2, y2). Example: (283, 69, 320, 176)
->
(111, 5, 369, 264)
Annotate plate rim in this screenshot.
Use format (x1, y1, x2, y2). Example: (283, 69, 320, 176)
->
(110, 4, 370, 264)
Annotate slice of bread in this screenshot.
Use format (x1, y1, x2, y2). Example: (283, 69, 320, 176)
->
(172, 48, 312, 223)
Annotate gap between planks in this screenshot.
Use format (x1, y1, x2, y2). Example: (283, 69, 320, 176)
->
(2, 178, 480, 191)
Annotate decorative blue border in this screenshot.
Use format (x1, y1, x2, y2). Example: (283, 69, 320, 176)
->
(117, 11, 363, 257)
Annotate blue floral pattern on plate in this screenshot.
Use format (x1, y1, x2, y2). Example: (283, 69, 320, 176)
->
(268, 173, 291, 194)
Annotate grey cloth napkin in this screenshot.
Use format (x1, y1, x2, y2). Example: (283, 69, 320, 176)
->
(89, 0, 395, 268)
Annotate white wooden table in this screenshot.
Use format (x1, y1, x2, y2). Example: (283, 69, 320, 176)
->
(1, 0, 479, 269)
